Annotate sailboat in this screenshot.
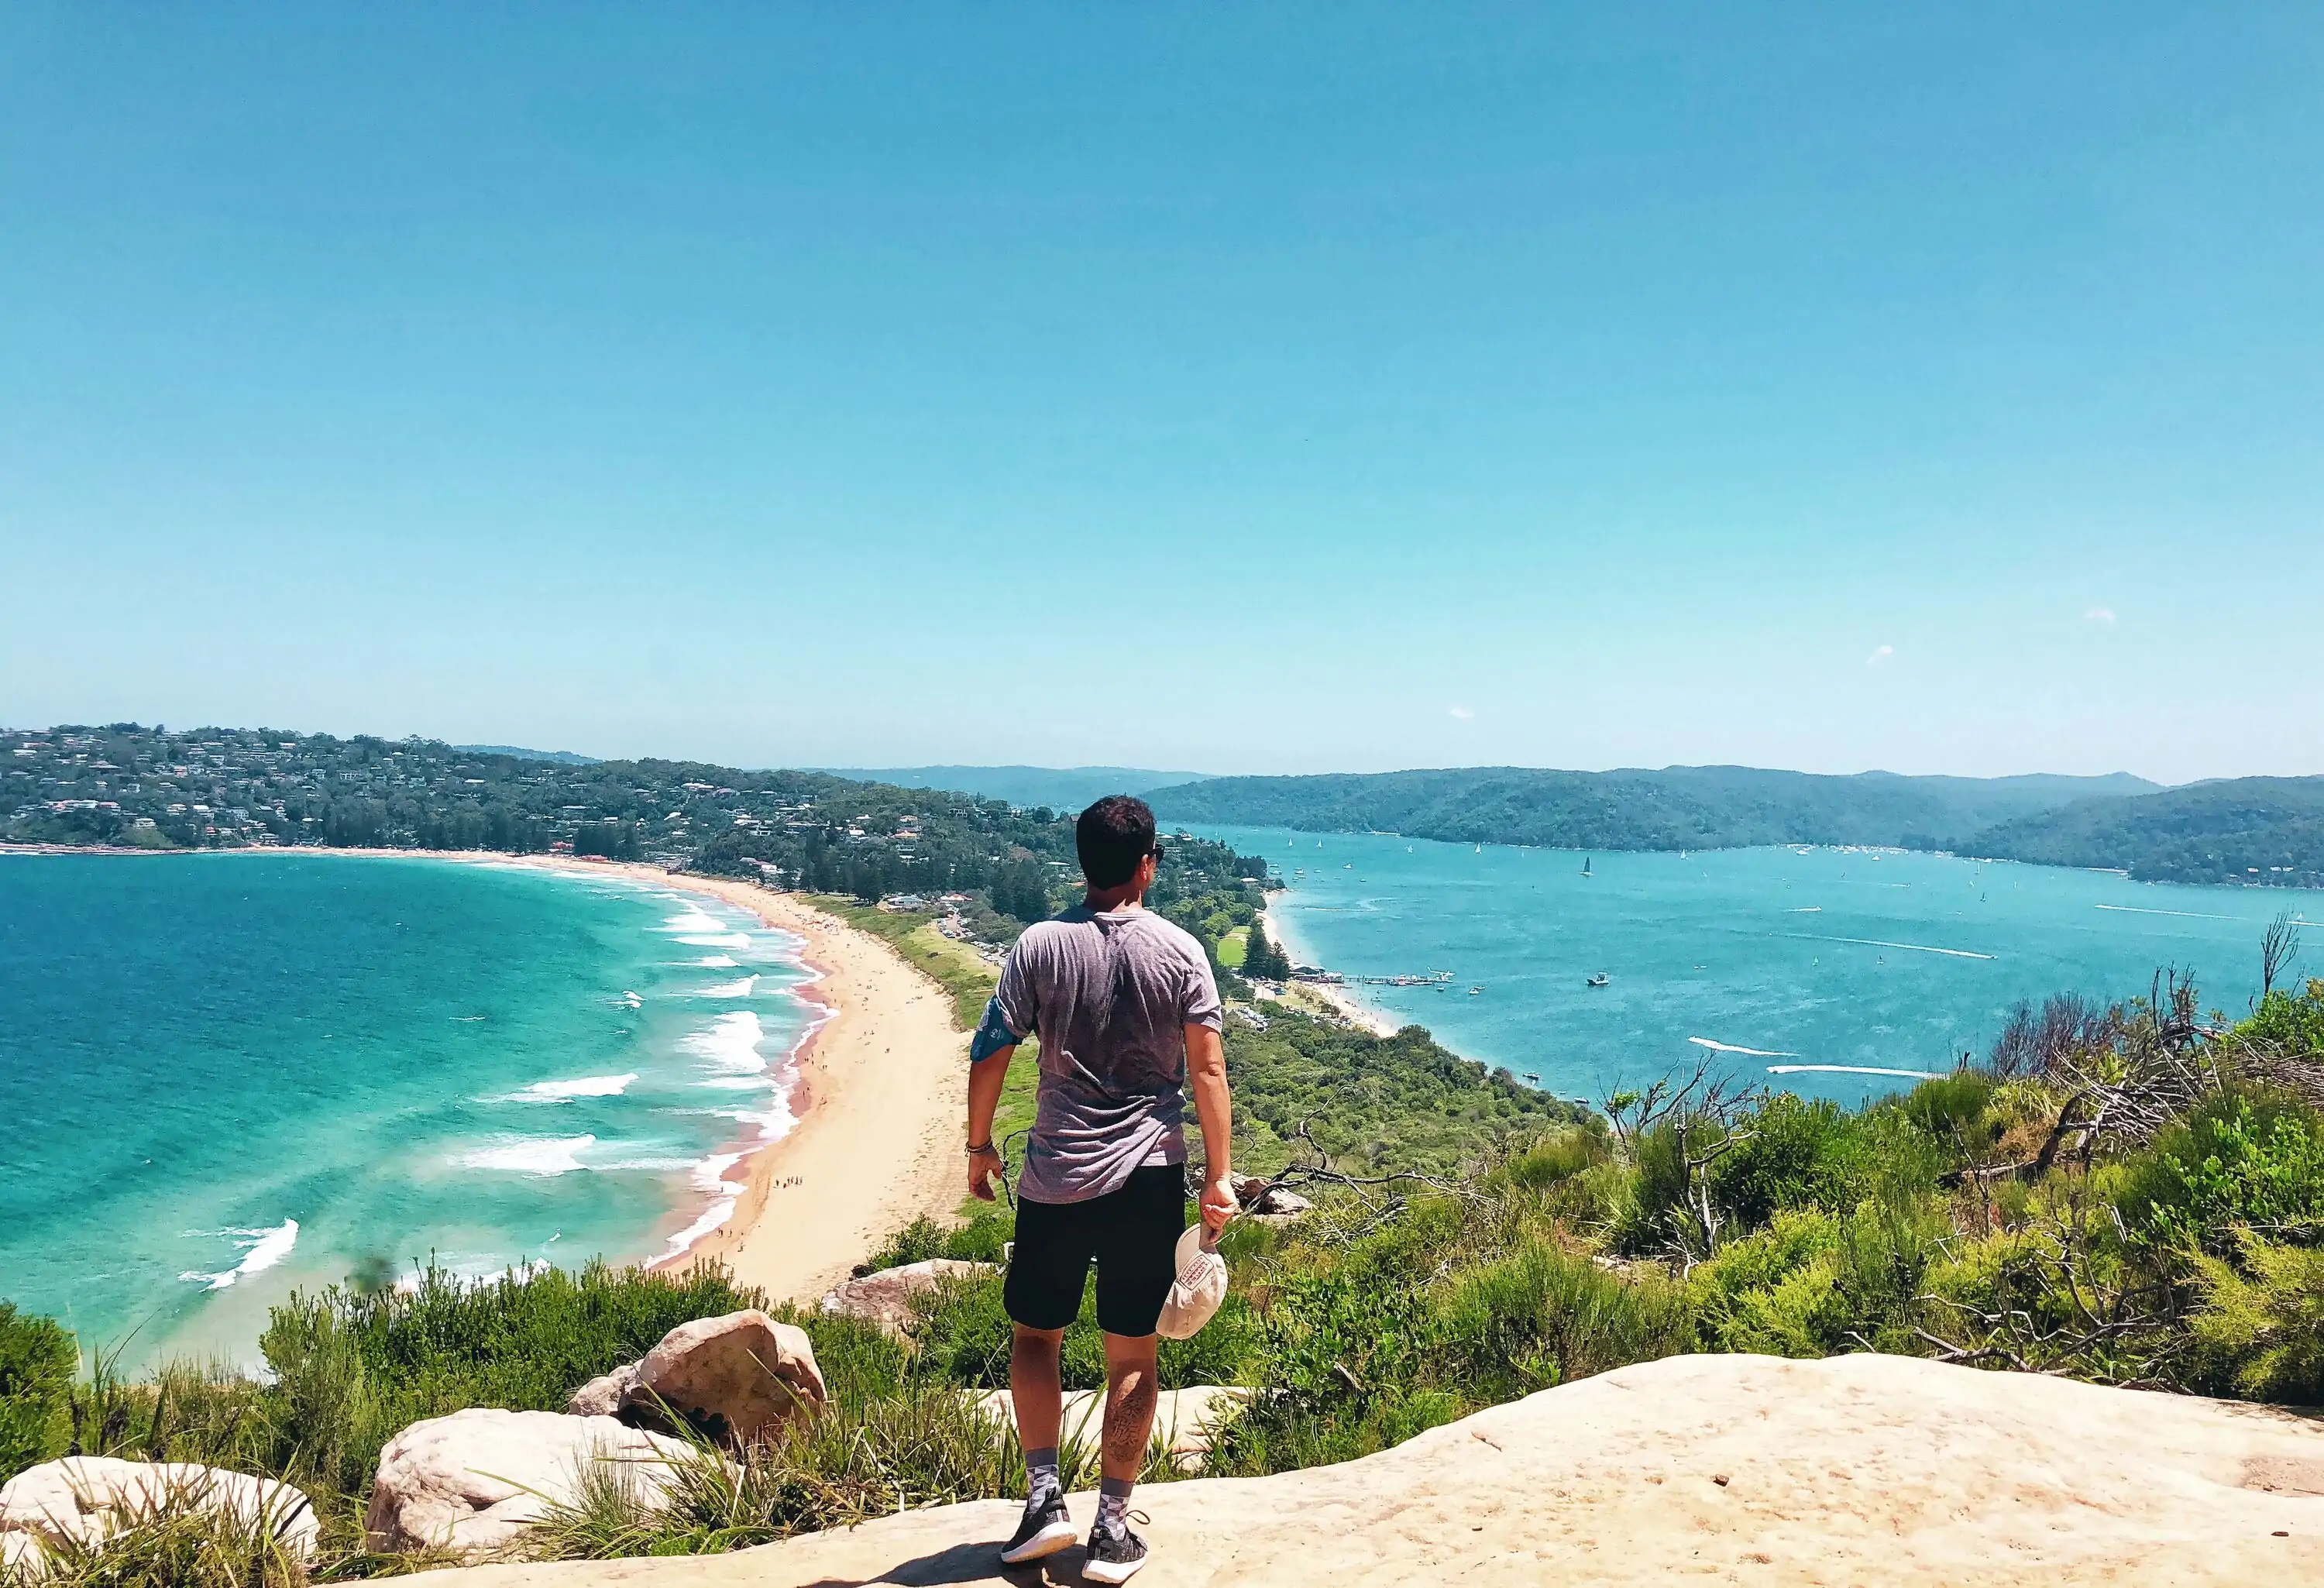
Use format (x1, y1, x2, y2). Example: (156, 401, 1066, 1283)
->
(1583, 856, 1593, 877)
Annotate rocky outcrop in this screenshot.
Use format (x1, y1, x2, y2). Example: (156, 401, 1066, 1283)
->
(819, 1260, 996, 1336)
(428, 1353, 2324, 1586)
(565, 1363, 639, 1418)
(967, 1386, 1250, 1470)
(623, 1309, 824, 1444)
(0, 1457, 318, 1567)
(1233, 1175, 1313, 1217)
(364, 1407, 696, 1559)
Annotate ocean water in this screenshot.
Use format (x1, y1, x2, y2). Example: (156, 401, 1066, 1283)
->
(0, 854, 816, 1363)
(1195, 827, 2322, 1109)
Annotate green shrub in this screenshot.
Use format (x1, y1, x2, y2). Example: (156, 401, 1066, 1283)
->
(1899, 1071, 2002, 1151)
(2119, 1088, 2324, 1251)
(0, 1301, 76, 1480)
(1433, 1237, 1695, 1401)
(1711, 1094, 1867, 1230)
(860, 1212, 1014, 1271)
(1488, 1128, 1611, 1194)
(1692, 1210, 1848, 1356)
(2239, 979, 2324, 1057)
(2188, 1233, 2324, 1402)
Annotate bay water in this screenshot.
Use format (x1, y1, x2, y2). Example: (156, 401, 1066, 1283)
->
(0, 853, 815, 1365)
(1195, 827, 2320, 1109)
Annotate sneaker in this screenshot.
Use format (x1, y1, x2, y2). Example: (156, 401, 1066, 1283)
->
(1081, 1511, 1150, 1584)
(999, 1490, 1076, 1566)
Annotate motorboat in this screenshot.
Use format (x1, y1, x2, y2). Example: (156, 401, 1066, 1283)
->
(1586, 973, 1610, 988)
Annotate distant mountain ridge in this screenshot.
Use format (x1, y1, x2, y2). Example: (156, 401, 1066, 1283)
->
(1147, 765, 2156, 851)
(813, 765, 1212, 811)
(1148, 764, 2324, 886)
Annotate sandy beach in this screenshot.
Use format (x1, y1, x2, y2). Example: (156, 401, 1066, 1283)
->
(1254, 902, 1402, 1036)
(312, 851, 968, 1304)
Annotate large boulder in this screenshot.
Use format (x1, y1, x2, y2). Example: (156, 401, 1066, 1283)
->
(1233, 1175, 1313, 1217)
(818, 1260, 995, 1337)
(566, 1362, 640, 1418)
(621, 1309, 824, 1445)
(968, 1385, 1250, 1471)
(365, 1407, 696, 1559)
(0, 1457, 318, 1565)
(438, 1353, 2324, 1586)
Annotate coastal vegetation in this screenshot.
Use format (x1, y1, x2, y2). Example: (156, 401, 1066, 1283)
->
(1147, 765, 2324, 885)
(5, 950, 2322, 1579)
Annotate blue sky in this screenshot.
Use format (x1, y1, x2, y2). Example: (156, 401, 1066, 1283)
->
(3, 5, 2318, 781)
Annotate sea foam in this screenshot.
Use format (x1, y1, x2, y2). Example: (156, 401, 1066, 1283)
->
(462, 1135, 596, 1176)
(697, 974, 761, 999)
(682, 1011, 768, 1077)
(178, 1219, 299, 1292)
(511, 1073, 638, 1102)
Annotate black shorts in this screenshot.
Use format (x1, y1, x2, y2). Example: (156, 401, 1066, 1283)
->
(1004, 1164, 1188, 1337)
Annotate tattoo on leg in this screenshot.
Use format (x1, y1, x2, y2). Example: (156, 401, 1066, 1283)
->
(1103, 1368, 1157, 1468)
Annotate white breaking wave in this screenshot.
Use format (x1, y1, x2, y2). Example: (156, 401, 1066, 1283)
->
(1690, 1036, 1799, 1058)
(696, 955, 741, 968)
(511, 1073, 638, 1102)
(660, 908, 730, 934)
(697, 975, 761, 999)
(1766, 1064, 1947, 1080)
(1786, 906, 1822, 913)
(675, 933, 754, 950)
(1810, 935, 1995, 961)
(682, 1011, 768, 1076)
(662, 1153, 750, 1258)
(462, 1135, 596, 1175)
(179, 1219, 299, 1292)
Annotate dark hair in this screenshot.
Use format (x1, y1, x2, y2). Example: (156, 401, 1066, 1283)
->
(1076, 795, 1157, 890)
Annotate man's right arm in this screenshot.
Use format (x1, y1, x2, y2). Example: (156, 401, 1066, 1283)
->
(967, 954, 1031, 1201)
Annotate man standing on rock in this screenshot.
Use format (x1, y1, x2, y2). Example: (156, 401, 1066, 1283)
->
(966, 794, 1236, 1584)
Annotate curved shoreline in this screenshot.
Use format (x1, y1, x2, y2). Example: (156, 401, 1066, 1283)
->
(445, 858, 965, 1303)
(11, 845, 966, 1306)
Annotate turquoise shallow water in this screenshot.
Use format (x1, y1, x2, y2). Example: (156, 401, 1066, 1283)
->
(1195, 827, 2322, 1109)
(0, 854, 814, 1363)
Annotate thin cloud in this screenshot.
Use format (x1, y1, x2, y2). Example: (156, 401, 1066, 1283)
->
(2085, 607, 2116, 624)
(1448, 705, 1476, 720)
(1865, 644, 1895, 669)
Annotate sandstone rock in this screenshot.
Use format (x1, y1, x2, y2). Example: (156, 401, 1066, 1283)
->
(818, 1260, 995, 1336)
(968, 1385, 1250, 1471)
(622, 1308, 825, 1445)
(0, 1457, 318, 1565)
(566, 1362, 640, 1418)
(1232, 1175, 1312, 1216)
(439, 1353, 2324, 1586)
(364, 1407, 696, 1558)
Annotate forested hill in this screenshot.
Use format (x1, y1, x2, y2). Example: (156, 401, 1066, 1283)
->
(1965, 776, 2324, 886)
(1147, 765, 2157, 854)
(0, 724, 1270, 959)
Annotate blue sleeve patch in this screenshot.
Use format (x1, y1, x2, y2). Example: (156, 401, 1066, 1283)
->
(970, 996, 1022, 1064)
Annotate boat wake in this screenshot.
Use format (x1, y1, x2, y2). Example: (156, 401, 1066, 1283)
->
(1766, 1064, 1946, 1080)
(1689, 1036, 1798, 1058)
(1807, 935, 1995, 961)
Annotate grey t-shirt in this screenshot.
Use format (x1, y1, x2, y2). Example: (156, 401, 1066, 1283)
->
(993, 905, 1223, 1205)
